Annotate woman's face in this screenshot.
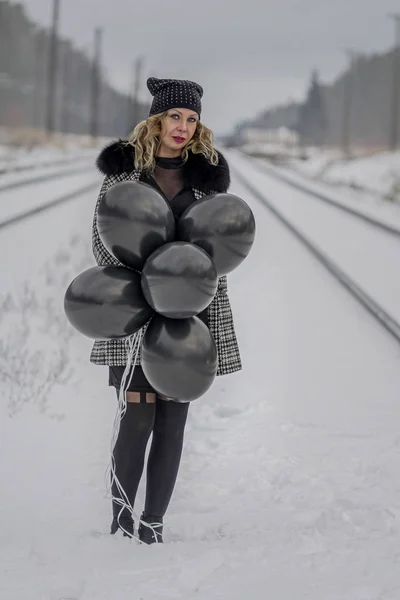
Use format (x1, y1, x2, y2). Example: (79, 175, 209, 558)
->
(159, 108, 199, 156)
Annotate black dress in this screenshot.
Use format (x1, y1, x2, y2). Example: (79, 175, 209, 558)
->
(108, 155, 208, 393)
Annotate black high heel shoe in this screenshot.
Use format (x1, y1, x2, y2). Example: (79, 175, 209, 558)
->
(110, 511, 134, 538)
(138, 514, 163, 544)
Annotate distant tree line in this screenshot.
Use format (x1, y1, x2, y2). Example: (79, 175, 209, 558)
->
(234, 47, 400, 152)
(0, 0, 148, 137)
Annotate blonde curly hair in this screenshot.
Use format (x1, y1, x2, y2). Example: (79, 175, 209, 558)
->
(125, 111, 219, 172)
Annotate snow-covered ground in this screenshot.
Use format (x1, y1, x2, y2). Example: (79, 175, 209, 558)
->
(240, 143, 400, 205)
(0, 157, 97, 192)
(228, 150, 400, 325)
(1, 151, 400, 599)
(0, 171, 100, 227)
(286, 148, 400, 203)
(238, 150, 400, 235)
(0, 138, 107, 174)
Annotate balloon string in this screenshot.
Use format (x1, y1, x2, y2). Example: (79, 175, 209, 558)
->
(101, 328, 165, 543)
(104, 329, 143, 538)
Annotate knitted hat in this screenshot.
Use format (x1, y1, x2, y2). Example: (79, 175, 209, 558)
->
(147, 77, 203, 118)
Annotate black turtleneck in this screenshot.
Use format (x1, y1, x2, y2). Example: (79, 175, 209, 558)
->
(155, 155, 184, 169)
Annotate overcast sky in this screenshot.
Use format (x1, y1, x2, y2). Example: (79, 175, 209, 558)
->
(22, 0, 400, 135)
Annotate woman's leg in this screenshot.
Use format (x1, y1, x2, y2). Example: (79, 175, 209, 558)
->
(139, 396, 189, 542)
(110, 391, 156, 536)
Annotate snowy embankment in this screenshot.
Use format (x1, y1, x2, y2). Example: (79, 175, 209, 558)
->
(0, 136, 109, 173)
(287, 148, 400, 203)
(240, 142, 400, 204)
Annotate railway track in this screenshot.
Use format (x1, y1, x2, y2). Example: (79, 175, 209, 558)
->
(0, 162, 94, 193)
(246, 154, 400, 238)
(233, 165, 400, 345)
(0, 155, 92, 176)
(0, 180, 99, 231)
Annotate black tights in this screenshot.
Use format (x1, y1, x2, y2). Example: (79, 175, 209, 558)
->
(111, 395, 189, 522)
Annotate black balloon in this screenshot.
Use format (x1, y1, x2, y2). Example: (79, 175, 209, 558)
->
(97, 181, 176, 271)
(141, 241, 218, 318)
(64, 266, 153, 340)
(177, 193, 256, 276)
(141, 315, 218, 402)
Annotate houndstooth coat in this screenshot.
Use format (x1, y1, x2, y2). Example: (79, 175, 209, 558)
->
(89, 139, 242, 376)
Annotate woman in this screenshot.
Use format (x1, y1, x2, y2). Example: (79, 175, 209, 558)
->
(91, 77, 242, 544)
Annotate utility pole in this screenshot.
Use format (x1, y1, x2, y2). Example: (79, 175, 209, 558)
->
(45, 0, 61, 136)
(90, 27, 103, 140)
(388, 14, 400, 151)
(341, 49, 358, 158)
(129, 56, 144, 132)
(31, 31, 42, 129)
(60, 44, 71, 134)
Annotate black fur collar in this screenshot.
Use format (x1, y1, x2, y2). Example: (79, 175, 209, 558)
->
(96, 139, 230, 194)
